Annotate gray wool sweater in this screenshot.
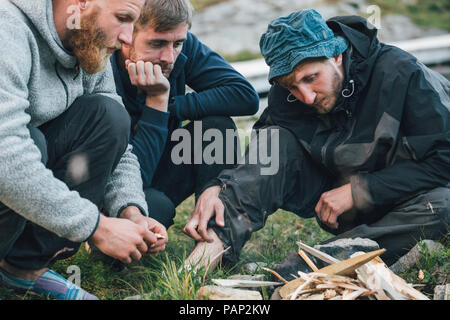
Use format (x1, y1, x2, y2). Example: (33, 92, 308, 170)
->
(0, 0, 149, 242)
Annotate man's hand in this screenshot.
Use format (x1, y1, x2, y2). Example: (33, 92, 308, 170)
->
(126, 59, 170, 112)
(315, 183, 354, 229)
(183, 186, 225, 243)
(90, 214, 156, 264)
(120, 206, 168, 256)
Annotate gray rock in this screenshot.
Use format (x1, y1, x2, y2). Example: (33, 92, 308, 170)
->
(433, 284, 450, 300)
(197, 285, 263, 300)
(314, 237, 380, 261)
(190, 0, 447, 56)
(389, 240, 445, 275)
(243, 262, 268, 274)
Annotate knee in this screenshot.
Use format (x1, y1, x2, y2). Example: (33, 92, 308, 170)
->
(144, 189, 176, 229)
(200, 116, 237, 133)
(72, 94, 131, 149)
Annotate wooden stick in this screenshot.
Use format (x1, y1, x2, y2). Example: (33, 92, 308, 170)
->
(262, 267, 288, 284)
(298, 249, 319, 272)
(296, 241, 340, 264)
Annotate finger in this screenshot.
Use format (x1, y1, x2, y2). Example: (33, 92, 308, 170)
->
(136, 61, 146, 85)
(142, 229, 157, 245)
(315, 198, 323, 220)
(149, 244, 166, 254)
(321, 204, 332, 225)
(214, 201, 225, 227)
(197, 204, 214, 242)
(137, 241, 148, 255)
(125, 59, 131, 69)
(127, 63, 137, 86)
(130, 250, 142, 261)
(120, 256, 132, 264)
(144, 62, 154, 84)
(183, 219, 203, 242)
(153, 64, 163, 78)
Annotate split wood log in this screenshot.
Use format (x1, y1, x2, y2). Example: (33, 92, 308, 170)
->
(352, 253, 430, 300)
(316, 249, 386, 276)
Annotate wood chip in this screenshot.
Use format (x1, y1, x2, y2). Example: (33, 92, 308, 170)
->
(298, 249, 319, 272)
(211, 279, 282, 288)
(261, 267, 288, 284)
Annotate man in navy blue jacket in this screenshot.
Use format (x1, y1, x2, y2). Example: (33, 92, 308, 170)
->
(111, 0, 259, 231)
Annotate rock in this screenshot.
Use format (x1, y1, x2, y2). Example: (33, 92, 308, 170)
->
(389, 240, 445, 275)
(190, 0, 447, 56)
(433, 284, 450, 300)
(197, 285, 262, 300)
(272, 251, 322, 282)
(314, 238, 380, 261)
(243, 262, 267, 274)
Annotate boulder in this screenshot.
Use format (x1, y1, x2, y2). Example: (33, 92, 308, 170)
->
(314, 238, 380, 261)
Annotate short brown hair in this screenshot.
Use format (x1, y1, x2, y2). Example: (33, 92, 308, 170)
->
(135, 0, 194, 33)
(275, 56, 328, 88)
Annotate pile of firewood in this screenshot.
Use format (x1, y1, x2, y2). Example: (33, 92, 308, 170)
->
(272, 242, 430, 300)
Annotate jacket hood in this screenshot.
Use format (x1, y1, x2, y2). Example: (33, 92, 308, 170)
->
(10, 0, 77, 68)
(326, 15, 382, 93)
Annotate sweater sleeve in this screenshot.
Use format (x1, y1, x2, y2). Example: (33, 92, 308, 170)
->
(351, 67, 450, 213)
(0, 15, 99, 242)
(130, 105, 170, 188)
(168, 33, 259, 121)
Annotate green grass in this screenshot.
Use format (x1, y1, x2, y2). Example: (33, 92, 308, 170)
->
(1, 195, 449, 300)
(324, 0, 450, 31)
(190, 0, 230, 11)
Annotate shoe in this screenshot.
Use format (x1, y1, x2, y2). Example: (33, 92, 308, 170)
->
(0, 267, 98, 300)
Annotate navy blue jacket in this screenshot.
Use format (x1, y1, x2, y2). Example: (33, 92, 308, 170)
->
(111, 32, 259, 188)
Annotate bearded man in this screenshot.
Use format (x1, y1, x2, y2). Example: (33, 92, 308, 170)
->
(184, 9, 450, 274)
(0, 0, 168, 300)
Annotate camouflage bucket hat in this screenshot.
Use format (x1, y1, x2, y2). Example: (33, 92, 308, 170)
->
(259, 9, 348, 84)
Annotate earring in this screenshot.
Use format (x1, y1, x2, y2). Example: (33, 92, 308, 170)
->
(287, 93, 297, 103)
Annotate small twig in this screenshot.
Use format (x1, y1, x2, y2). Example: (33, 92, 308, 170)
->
(298, 249, 319, 272)
(262, 267, 288, 284)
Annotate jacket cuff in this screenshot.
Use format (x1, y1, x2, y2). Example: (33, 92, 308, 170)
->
(350, 174, 374, 213)
(118, 203, 149, 217)
(83, 212, 101, 242)
(139, 105, 170, 126)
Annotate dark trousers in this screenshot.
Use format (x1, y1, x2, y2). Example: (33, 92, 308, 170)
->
(212, 126, 449, 265)
(144, 116, 240, 229)
(0, 94, 130, 270)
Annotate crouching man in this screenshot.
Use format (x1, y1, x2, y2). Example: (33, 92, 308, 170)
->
(0, 0, 167, 300)
(183, 9, 449, 272)
(110, 0, 259, 231)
